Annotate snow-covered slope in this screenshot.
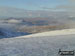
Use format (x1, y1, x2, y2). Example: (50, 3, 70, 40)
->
(0, 29, 75, 56)
(15, 28, 75, 38)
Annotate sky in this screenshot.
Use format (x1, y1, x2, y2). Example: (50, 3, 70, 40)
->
(0, 0, 75, 17)
(0, 0, 69, 10)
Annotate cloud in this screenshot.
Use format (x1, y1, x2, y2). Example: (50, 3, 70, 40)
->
(0, 6, 58, 18)
(55, 0, 75, 16)
(0, 6, 38, 17)
(68, 0, 75, 2)
(41, 7, 53, 10)
(40, 6, 65, 12)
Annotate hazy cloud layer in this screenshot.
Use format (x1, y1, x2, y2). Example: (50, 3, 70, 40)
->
(0, 7, 43, 17)
(69, 0, 75, 2)
(51, 0, 75, 16)
(0, 0, 75, 17)
(0, 6, 66, 18)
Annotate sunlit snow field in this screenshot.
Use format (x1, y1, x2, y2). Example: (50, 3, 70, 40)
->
(0, 29, 75, 56)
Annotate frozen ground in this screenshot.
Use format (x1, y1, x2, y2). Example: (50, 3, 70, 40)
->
(0, 29, 75, 56)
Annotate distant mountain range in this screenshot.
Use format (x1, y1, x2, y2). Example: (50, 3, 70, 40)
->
(0, 6, 75, 38)
(0, 28, 31, 38)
